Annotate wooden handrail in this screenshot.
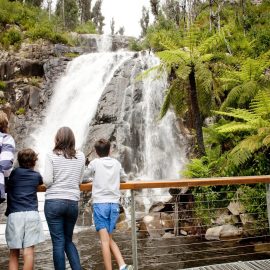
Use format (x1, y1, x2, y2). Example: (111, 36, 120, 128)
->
(37, 175, 270, 192)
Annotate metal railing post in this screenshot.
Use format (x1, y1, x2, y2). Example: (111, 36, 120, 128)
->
(130, 190, 138, 270)
(266, 184, 270, 232)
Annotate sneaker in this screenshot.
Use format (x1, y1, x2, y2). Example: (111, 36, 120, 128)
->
(124, 266, 134, 270)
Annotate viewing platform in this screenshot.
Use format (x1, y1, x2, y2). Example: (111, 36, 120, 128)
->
(1, 175, 270, 269)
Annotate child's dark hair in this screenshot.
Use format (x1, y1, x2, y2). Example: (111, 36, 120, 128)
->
(18, 148, 38, 169)
(94, 139, 110, 157)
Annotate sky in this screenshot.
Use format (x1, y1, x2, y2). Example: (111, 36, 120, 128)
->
(101, 0, 152, 37)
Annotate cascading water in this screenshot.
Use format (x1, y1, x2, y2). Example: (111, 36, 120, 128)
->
(116, 53, 187, 210)
(31, 51, 133, 171)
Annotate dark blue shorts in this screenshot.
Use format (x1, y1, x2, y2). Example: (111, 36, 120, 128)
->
(93, 203, 120, 234)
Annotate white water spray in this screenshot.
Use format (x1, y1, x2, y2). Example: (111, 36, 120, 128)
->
(32, 51, 133, 171)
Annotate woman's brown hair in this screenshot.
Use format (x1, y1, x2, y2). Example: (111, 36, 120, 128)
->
(53, 127, 77, 159)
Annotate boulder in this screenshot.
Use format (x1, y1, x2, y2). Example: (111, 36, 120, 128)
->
(205, 224, 242, 240)
(205, 226, 223, 240)
(220, 224, 243, 239)
(139, 212, 174, 237)
(228, 201, 245, 215)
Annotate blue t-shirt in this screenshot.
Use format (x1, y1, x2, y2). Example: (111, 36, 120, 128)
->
(5, 167, 43, 216)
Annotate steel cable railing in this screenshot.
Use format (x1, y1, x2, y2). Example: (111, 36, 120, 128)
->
(0, 176, 270, 269)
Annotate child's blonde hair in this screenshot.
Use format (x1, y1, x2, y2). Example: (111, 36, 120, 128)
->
(0, 110, 9, 133)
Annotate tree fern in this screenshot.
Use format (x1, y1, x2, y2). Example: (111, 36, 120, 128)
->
(214, 92, 270, 167)
(220, 57, 270, 110)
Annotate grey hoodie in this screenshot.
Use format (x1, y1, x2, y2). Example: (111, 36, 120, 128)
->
(88, 157, 127, 203)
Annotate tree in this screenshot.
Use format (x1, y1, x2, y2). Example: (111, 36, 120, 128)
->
(25, 0, 42, 7)
(80, 0, 91, 23)
(162, 0, 181, 27)
(117, 26, 125, 36)
(110, 17, 115, 35)
(150, 0, 160, 19)
(140, 6, 149, 37)
(56, 0, 79, 30)
(91, 0, 105, 34)
(158, 43, 218, 155)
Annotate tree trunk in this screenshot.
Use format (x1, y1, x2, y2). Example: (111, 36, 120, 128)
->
(189, 67, 206, 156)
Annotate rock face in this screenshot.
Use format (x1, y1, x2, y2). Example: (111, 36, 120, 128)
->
(0, 34, 132, 151)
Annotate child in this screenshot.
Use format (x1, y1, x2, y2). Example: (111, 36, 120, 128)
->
(88, 139, 133, 270)
(5, 148, 44, 270)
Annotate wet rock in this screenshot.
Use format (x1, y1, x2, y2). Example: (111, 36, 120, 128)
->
(228, 201, 245, 215)
(139, 212, 174, 237)
(0, 61, 14, 80)
(149, 202, 165, 213)
(19, 60, 44, 77)
(215, 209, 239, 225)
(29, 86, 40, 109)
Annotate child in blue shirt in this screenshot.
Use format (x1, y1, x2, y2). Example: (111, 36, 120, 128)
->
(5, 148, 44, 270)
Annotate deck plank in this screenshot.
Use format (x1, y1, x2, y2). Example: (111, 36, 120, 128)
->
(184, 259, 270, 270)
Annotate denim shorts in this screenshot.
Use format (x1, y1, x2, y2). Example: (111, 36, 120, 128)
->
(93, 203, 120, 234)
(5, 211, 45, 249)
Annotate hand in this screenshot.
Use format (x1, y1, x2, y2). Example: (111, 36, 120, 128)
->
(0, 183, 6, 204)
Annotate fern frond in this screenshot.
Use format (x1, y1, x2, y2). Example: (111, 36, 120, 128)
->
(135, 65, 159, 82)
(221, 85, 243, 110)
(237, 80, 259, 106)
(228, 135, 263, 166)
(160, 88, 172, 119)
(250, 91, 270, 117)
(216, 121, 257, 133)
(213, 108, 256, 122)
(156, 31, 179, 50)
(157, 49, 189, 65)
(262, 135, 270, 146)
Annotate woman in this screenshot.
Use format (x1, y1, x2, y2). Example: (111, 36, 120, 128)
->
(0, 110, 15, 204)
(44, 127, 85, 270)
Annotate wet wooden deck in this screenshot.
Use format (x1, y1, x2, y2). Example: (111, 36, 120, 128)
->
(185, 259, 270, 270)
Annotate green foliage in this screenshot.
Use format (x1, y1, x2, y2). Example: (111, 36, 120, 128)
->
(16, 107, 26, 115)
(0, 81, 6, 90)
(64, 52, 79, 58)
(1, 27, 22, 48)
(0, 0, 71, 46)
(56, 0, 79, 30)
(75, 21, 96, 34)
(29, 77, 42, 87)
(213, 91, 270, 168)
(128, 38, 144, 52)
(0, 98, 7, 105)
(238, 184, 267, 229)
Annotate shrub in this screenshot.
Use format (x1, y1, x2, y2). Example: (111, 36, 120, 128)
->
(75, 21, 97, 34)
(128, 38, 144, 51)
(1, 27, 22, 48)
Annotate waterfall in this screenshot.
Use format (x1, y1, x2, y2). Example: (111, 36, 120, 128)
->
(116, 53, 187, 209)
(30, 37, 187, 208)
(31, 51, 133, 171)
(117, 53, 187, 180)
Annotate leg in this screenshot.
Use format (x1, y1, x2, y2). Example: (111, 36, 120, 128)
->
(9, 249, 19, 270)
(45, 200, 66, 270)
(98, 229, 112, 270)
(22, 246, 34, 270)
(64, 201, 81, 270)
(109, 235, 125, 268)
